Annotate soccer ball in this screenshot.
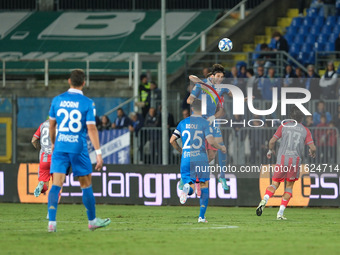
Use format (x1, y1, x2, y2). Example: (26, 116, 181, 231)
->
(218, 38, 233, 52)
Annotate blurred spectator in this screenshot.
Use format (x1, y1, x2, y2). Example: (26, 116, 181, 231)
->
(182, 83, 194, 111)
(128, 112, 143, 134)
(298, 0, 306, 16)
(202, 67, 210, 78)
(98, 115, 111, 131)
(305, 115, 314, 127)
(315, 115, 328, 162)
(313, 100, 332, 125)
(246, 69, 256, 92)
(138, 74, 151, 117)
(283, 65, 296, 87)
(147, 81, 161, 109)
(327, 121, 337, 163)
(305, 65, 321, 99)
(319, 61, 338, 99)
(261, 68, 280, 100)
(144, 107, 160, 127)
(272, 31, 289, 53)
(112, 108, 130, 129)
(158, 105, 175, 128)
(294, 67, 306, 88)
(182, 108, 190, 119)
(253, 66, 265, 99)
(238, 65, 247, 78)
(95, 115, 101, 128)
(335, 33, 340, 58)
(333, 105, 340, 130)
(324, 0, 336, 17)
(254, 43, 274, 75)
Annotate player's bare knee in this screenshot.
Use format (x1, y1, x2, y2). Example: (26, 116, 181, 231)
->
(79, 174, 92, 188)
(52, 173, 65, 187)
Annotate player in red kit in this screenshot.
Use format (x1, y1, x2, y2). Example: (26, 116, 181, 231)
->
(256, 106, 316, 220)
(32, 120, 52, 197)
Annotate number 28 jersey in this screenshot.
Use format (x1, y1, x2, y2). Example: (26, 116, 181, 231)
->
(49, 88, 96, 154)
(173, 115, 213, 162)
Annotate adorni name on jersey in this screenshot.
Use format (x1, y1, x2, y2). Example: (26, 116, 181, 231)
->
(60, 101, 79, 108)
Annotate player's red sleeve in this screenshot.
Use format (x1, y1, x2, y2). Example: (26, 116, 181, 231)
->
(273, 125, 283, 139)
(304, 128, 314, 145)
(33, 124, 42, 139)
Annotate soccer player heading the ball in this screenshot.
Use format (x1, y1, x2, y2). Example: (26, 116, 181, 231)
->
(256, 106, 316, 220)
(47, 69, 111, 232)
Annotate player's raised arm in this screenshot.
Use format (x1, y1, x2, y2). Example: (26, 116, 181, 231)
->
(87, 123, 103, 171)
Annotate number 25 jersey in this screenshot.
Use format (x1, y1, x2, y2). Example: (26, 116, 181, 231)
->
(49, 88, 96, 154)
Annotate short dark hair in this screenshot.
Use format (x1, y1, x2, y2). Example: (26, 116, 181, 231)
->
(70, 69, 85, 87)
(290, 106, 304, 123)
(117, 107, 124, 112)
(272, 31, 281, 38)
(260, 43, 268, 50)
(212, 64, 225, 75)
(246, 69, 254, 76)
(140, 74, 147, 81)
(191, 99, 202, 112)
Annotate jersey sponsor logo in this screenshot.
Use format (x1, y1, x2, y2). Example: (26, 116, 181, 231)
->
(183, 150, 201, 158)
(57, 134, 79, 143)
(60, 101, 79, 108)
(185, 124, 197, 129)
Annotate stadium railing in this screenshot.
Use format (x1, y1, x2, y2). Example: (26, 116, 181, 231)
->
(315, 51, 340, 72)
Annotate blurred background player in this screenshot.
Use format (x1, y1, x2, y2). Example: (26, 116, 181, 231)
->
(170, 99, 226, 223)
(256, 106, 316, 220)
(48, 69, 110, 232)
(187, 64, 230, 190)
(32, 119, 52, 197)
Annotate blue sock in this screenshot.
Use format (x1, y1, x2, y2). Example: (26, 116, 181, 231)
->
(82, 185, 96, 221)
(218, 145, 227, 178)
(188, 187, 194, 195)
(48, 185, 61, 221)
(199, 188, 209, 219)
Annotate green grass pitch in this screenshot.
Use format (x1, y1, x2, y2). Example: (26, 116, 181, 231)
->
(0, 204, 339, 255)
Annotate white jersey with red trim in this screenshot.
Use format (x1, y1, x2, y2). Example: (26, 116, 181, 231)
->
(33, 120, 52, 160)
(273, 122, 314, 166)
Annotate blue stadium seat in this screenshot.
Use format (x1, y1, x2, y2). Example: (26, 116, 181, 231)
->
(310, 25, 321, 35)
(303, 17, 314, 26)
(291, 17, 303, 27)
(326, 16, 336, 26)
(268, 38, 276, 49)
(298, 26, 309, 35)
(306, 34, 316, 44)
(321, 25, 333, 35)
(289, 43, 301, 57)
(317, 34, 329, 43)
(307, 52, 315, 64)
(284, 33, 294, 43)
(318, 7, 324, 17)
(294, 34, 305, 44)
(325, 42, 335, 51)
(301, 43, 313, 52)
(314, 16, 324, 26)
(329, 33, 337, 42)
(286, 26, 298, 35)
(337, 65, 340, 74)
(314, 42, 325, 51)
(297, 52, 309, 64)
(252, 43, 262, 60)
(333, 26, 340, 35)
(337, 16, 340, 25)
(306, 8, 318, 18)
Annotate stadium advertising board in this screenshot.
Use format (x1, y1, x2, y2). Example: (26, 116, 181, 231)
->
(1, 164, 340, 206)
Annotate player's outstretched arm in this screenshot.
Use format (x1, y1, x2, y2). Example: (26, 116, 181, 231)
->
(267, 137, 278, 159)
(49, 118, 57, 152)
(206, 136, 226, 153)
(308, 143, 317, 158)
(87, 124, 103, 171)
(169, 135, 182, 154)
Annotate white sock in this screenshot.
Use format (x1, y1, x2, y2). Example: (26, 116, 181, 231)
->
(278, 205, 286, 215)
(49, 221, 56, 226)
(209, 159, 215, 166)
(263, 194, 270, 203)
(89, 218, 97, 225)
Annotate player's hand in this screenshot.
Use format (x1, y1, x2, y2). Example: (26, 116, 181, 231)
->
(207, 115, 215, 125)
(309, 149, 316, 158)
(220, 145, 227, 154)
(95, 154, 103, 171)
(267, 149, 275, 159)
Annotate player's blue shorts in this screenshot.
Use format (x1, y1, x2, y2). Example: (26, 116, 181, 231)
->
(180, 159, 210, 184)
(51, 151, 92, 177)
